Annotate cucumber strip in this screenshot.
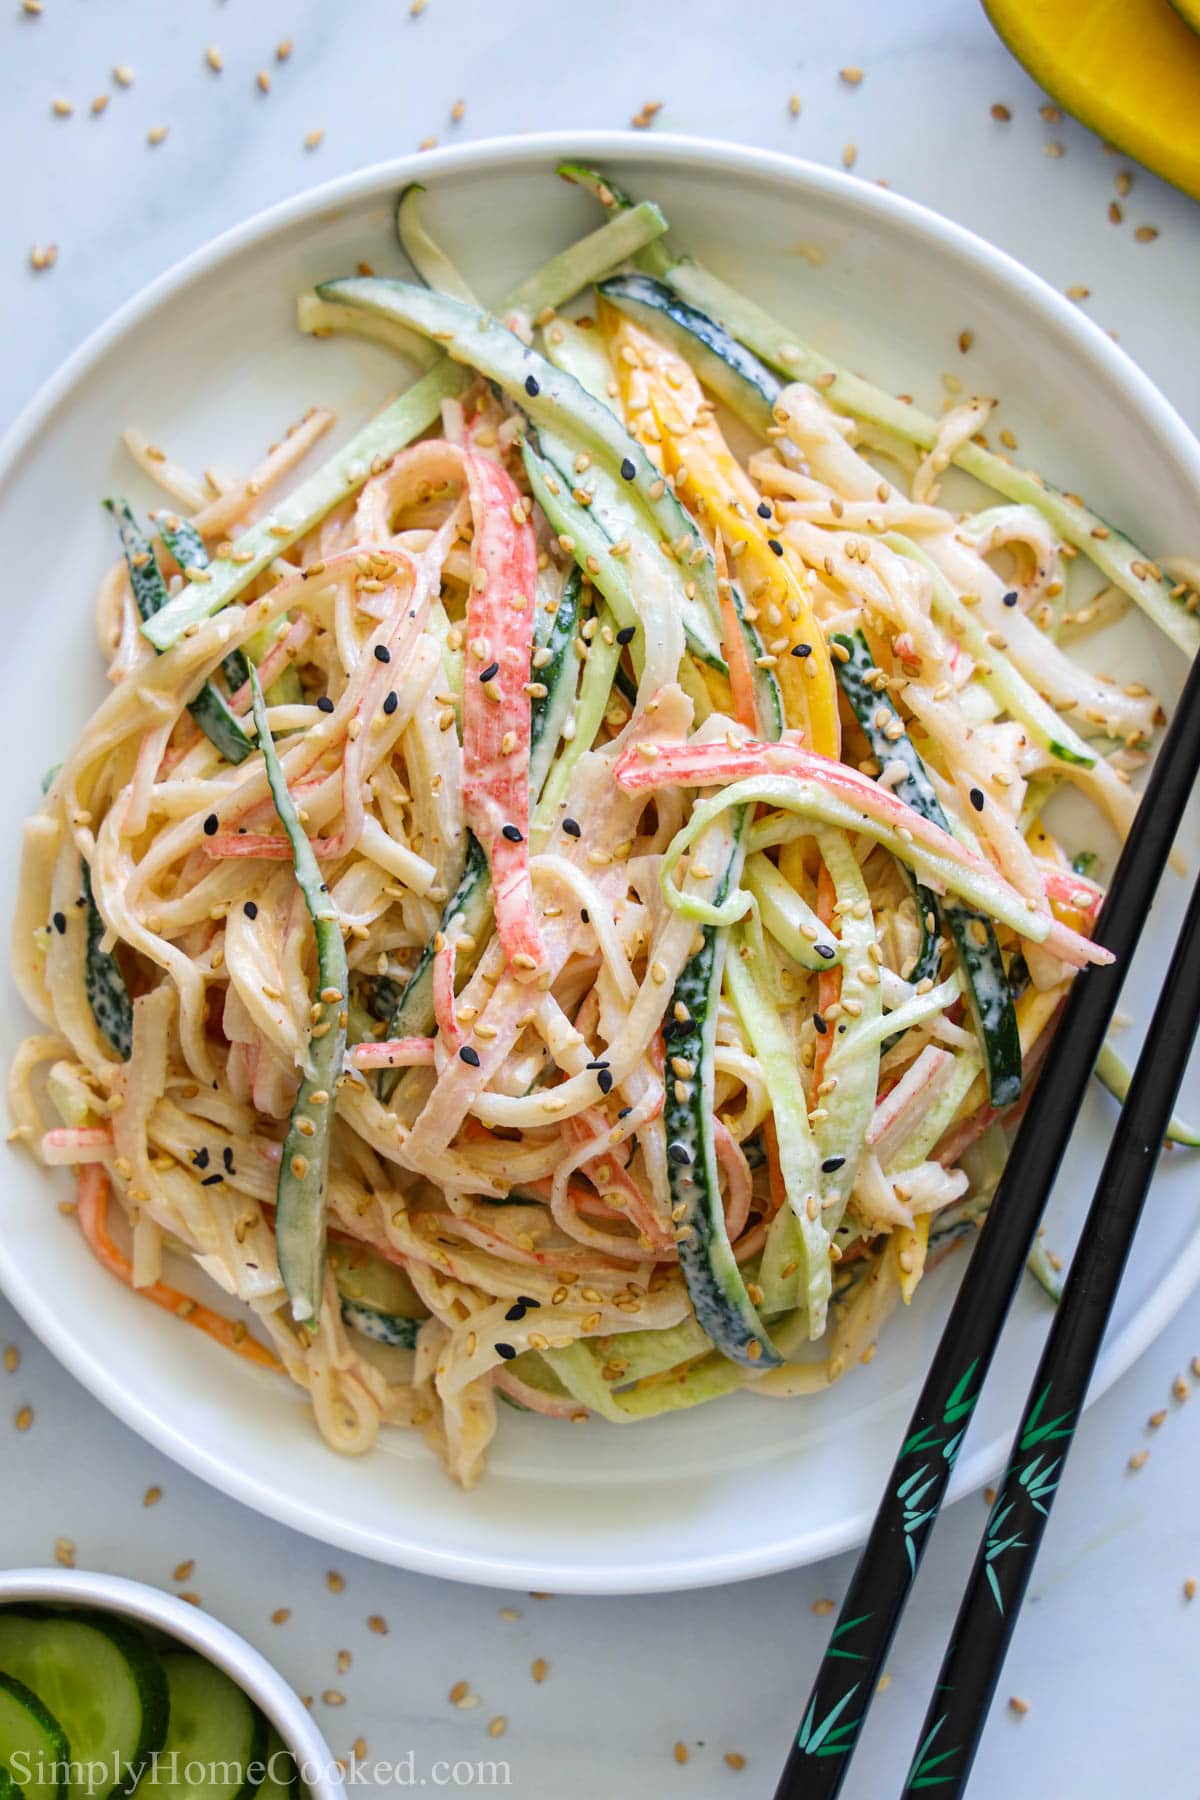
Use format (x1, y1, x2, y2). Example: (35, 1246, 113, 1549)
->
(0, 1611, 168, 1800)
(393, 184, 477, 301)
(339, 1296, 421, 1348)
(530, 431, 726, 671)
(81, 860, 132, 1061)
(251, 670, 348, 1322)
(0, 1671, 66, 1800)
(663, 812, 782, 1371)
(561, 162, 1198, 657)
(529, 567, 584, 796)
(543, 1339, 744, 1420)
(725, 924, 830, 1335)
(155, 515, 248, 691)
(143, 202, 669, 651)
(529, 602, 623, 832)
(332, 1244, 427, 1348)
(831, 629, 1022, 1106)
(1094, 1040, 1200, 1146)
(742, 851, 840, 971)
(314, 279, 724, 631)
(597, 273, 781, 434)
(156, 1655, 267, 1800)
(104, 502, 253, 764)
(886, 536, 1096, 767)
(540, 316, 617, 407)
(1026, 1234, 1064, 1304)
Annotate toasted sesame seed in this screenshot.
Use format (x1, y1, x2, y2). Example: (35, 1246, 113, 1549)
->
(326, 1570, 345, 1593)
(147, 124, 168, 146)
(271, 1607, 291, 1625)
(15, 1405, 32, 1432)
(631, 99, 663, 129)
(29, 244, 58, 272)
(3, 1347, 19, 1375)
(173, 1559, 195, 1582)
(113, 64, 134, 85)
(1043, 140, 1064, 158)
(51, 97, 73, 118)
(1175, 1374, 1191, 1402)
(673, 1743, 689, 1766)
(813, 1597, 835, 1615)
(488, 1717, 507, 1739)
(1186, 1578, 1197, 1601)
(1066, 284, 1091, 301)
(1008, 1696, 1029, 1716)
(411, 0, 427, 12)
(451, 98, 465, 122)
(1129, 1449, 1149, 1471)
(840, 65, 864, 84)
(206, 46, 223, 72)
(179, 1592, 201, 1607)
(368, 1613, 388, 1634)
(277, 37, 294, 60)
(1134, 224, 1160, 244)
(788, 92, 801, 117)
(724, 1751, 746, 1770)
(531, 1657, 548, 1683)
(305, 128, 325, 150)
(990, 101, 1012, 121)
(842, 143, 858, 169)
(322, 1690, 345, 1707)
(418, 135, 437, 152)
(143, 1484, 162, 1506)
(55, 1537, 75, 1568)
(22, 1, 43, 13)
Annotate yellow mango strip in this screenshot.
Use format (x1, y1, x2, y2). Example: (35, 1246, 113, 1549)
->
(894, 1213, 931, 1305)
(601, 305, 841, 756)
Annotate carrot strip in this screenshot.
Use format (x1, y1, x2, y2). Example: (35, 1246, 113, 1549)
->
(714, 534, 760, 732)
(75, 1166, 281, 1371)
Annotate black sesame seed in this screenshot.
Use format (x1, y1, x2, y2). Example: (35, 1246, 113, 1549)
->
(51, 912, 66, 935)
(757, 501, 772, 520)
(597, 1069, 614, 1095)
(668, 1141, 692, 1166)
(791, 642, 813, 658)
(316, 696, 335, 714)
(223, 1146, 235, 1172)
(616, 625, 637, 646)
(585, 1060, 610, 1070)
(524, 375, 540, 398)
(562, 818, 582, 838)
(969, 787, 986, 812)
(243, 901, 259, 920)
(504, 1304, 527, 1323)
(459, 1045, 481, 1067)
(813, 1014, 828, 1035)
(203, 813, 219, 836)
(478, 661, 500, 684)
(501, 824, 523, 843)
(617, 1106, 633, 1120)
(200, 1172, 224, 1187)
(580, 908, 589, 923)
(519, 1295, 540, 1309)
(495, 1342, 517, 1360)
(373, 644, 392, 663)
(821, 1155, 846, 1174)
(383, 690, 399, 716)
(620, 457, 636, 481)
(767, 538, 784, 557)
(192, 1147, 210, 1170)
(815, 943, 836, 960)
(1002, 590, 1019, 608)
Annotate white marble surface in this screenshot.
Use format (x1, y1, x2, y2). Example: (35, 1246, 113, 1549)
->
(3, 2, 1200, 1795)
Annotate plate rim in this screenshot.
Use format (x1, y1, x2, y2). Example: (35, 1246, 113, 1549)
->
(2, 128, 1199, 1594)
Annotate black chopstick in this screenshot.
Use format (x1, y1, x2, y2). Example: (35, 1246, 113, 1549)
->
(773, 647, 1200, 1800)
(901, 866, 1200, 1797)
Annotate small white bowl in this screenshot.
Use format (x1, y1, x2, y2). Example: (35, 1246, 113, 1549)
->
(0, 1568, 343, 1798)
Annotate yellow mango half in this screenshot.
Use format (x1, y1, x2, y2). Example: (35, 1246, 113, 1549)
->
(983, 0, 1200, 199)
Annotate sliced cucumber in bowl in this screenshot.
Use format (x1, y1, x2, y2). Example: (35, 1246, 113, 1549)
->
(156, 1655, 268, 1800)
(0, 1670, 67, 1800)
(0, 1612, 167, 1799)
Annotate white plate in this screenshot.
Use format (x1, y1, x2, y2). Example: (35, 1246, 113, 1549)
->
(1, 132, 1197, 1595)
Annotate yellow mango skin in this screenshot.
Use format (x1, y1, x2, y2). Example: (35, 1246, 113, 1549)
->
(1172, 0, 1200, 35)
(603, 309, 841, 755)
(983, 0, 1200, 200)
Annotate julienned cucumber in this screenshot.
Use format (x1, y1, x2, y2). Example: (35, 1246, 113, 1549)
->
(81, 861, 133, 1062)
(156, 1655, 267, 1800)
(831, 630, 1021, 1107)
(596, 273, 781, 434)
(332, 1245, 429, 1350)
(0, 1610, 168, 1799)
(0, 1671, 67, 1800)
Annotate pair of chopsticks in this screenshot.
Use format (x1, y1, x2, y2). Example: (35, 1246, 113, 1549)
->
(774, 648, 1200, 1800)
